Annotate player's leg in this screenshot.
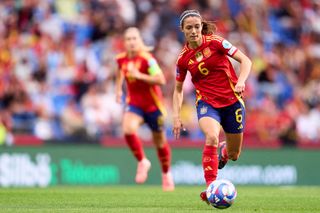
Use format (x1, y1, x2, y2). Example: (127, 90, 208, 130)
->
(198, 116, 221, 204)
(146, 110, 174, 191)
(152, 130, 174, 191)
(123, 106, 151, 184)
(197, 100, 222, 204)
(225, 133, 243, 161)
(219, 100, 245, 169)
(198, 117, 221, 186)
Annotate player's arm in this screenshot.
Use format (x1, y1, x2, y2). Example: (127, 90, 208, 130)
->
(132, 70, 166, 85)
(172, 80, 184, 139)
(127, 58, 166, 85)
(115, 64, 124, 104)
(231, 50, 252, 95)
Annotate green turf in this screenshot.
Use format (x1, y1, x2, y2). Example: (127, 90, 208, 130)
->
(0, 186, 319, 213)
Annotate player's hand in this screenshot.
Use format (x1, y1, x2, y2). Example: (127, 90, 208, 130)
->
(116, 91, 122, 104)
(127, 69, 141, 79)
(172, 117, 184, 140)
(127, 62, 141, 80)
(234, 82, 245, 97)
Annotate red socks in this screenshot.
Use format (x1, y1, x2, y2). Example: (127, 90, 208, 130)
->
(157, 143, 171, 173)
(125, 134, 171, 173)
(125, 134, 145, 161)
(202, 145, 218, 186)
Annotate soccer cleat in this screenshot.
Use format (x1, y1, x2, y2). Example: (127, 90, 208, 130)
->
(218, 141, 229, 169)
(162, 171, 175, 191)
(200, 190, 210, 205)
(135, 158, 151, 184)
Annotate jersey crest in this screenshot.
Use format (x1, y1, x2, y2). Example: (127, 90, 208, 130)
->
(195, 51, 203, 62)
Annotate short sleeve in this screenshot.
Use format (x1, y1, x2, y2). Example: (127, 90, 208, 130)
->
(175, 47, 188, 82)
(175, 66, 187, 82)
(213, 38, 238, 57)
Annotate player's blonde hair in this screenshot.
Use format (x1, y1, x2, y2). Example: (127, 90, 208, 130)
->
(179, 9, 217, 35)
(124, 27, 153, 52)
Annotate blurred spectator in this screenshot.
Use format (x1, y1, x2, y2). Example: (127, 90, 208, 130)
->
(296, 102, 320, 142)
(60, 99, 85, 138)
(81, 82, 122, 138)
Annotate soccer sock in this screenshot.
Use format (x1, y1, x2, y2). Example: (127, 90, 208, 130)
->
(124, 134, 145, 161)
(157, 143, 171, 173)
(202, 145, 218, 187)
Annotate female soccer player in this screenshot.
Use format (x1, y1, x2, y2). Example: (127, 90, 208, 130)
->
(172, 10, 252, 202)
(115, 27, 174, 191)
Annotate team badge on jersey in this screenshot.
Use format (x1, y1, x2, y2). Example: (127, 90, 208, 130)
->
(188, 59, 194, 65)
(200, 106, 208, 115)
(203, 47, 211, 58)
(195, 51, 203, 62)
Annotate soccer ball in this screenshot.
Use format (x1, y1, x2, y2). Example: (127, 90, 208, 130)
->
(206, 179, 237, 209)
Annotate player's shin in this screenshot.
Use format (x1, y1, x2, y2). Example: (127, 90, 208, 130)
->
(125, 134, 145, 161)
(202, 145, 218, 186)
(156, 142, 171, 173)
(157, 143, 174, 191)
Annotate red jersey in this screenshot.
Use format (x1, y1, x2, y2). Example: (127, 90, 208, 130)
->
(116, 51, 165, 113)
(176, 34, 241, 108)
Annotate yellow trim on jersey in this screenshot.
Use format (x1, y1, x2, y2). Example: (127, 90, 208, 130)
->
(149, 88, 167, 117)
(195, 90, 202, 106)
(176, 46, 188, 63)
(139, 51, 153, 60)
(115, 52, 127, 60)
(228, 79, 245, 108)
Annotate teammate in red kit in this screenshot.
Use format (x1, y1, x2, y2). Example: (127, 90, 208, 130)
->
(172, 10, 252, 203)
(116, 27, 174, 191)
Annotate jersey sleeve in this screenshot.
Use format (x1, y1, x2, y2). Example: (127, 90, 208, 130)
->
(213, 37, 238, 57)
(175, 64, 187, 82)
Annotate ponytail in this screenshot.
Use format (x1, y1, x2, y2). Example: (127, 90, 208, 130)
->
(201, 21, 217, 35)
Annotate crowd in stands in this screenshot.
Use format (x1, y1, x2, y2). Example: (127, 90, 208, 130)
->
(0, 0, 319, 146)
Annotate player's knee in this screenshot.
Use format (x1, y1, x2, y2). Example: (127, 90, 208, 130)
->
(153, 134, 166, 148)
(228, 152, 240, 161)
(205, 133, 219, 146)
(123, 124, 136, 135)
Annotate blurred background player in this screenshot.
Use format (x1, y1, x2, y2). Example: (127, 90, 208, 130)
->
(172, 10, 252, 203)
(115, 27, 174, 191)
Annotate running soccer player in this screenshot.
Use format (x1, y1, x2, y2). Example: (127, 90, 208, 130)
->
(172, 10, 252, 202)
(115, 27, 174, 191)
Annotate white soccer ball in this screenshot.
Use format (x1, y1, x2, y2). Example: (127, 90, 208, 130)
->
(206, 179, 237, 209)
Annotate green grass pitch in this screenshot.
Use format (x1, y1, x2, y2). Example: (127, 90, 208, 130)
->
(0, 186, 319, 212)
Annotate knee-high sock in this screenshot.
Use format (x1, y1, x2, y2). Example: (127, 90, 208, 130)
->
(157, 143, 171, 173)
(202, 145, 218, 186)
(125, 134, 145, 161)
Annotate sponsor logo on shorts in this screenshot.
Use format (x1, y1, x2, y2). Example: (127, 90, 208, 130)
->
(200, 106, 208, 115)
